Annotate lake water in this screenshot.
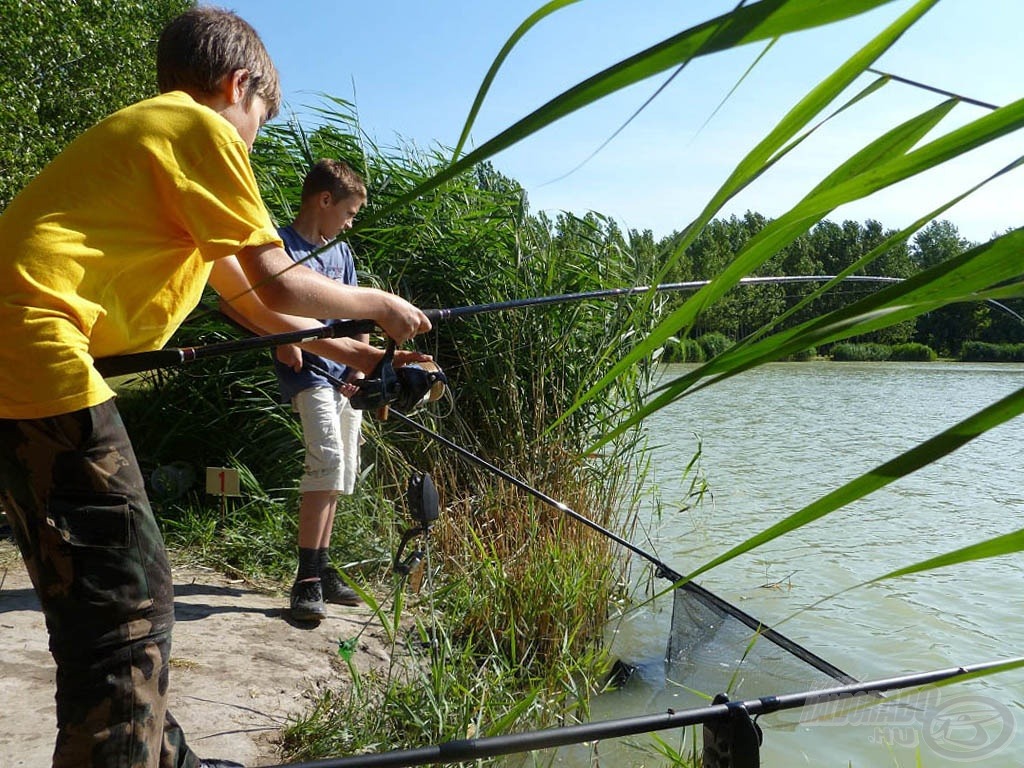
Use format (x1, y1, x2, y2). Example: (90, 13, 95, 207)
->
(562, 361, 1024, 767)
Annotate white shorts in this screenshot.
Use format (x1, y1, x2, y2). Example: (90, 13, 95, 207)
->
(293, 386, 363, 494)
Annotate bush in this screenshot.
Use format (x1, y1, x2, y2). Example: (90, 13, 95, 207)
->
(662, 337, 705, 363)
(785, 346, 817, 362)
(889, 343, 937, 362)
(830, 342, 891, 361)
(698, 331, 732, 358)
(960, 341, 1024, 362)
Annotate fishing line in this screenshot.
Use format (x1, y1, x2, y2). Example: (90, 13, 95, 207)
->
(866, 67, 1000, 111)
(369, 403, 856, 686)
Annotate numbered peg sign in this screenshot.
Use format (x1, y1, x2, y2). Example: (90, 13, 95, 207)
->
(205, 466, 241, 497)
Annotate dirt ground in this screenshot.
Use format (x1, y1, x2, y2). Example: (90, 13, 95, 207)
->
(0, 538, 407, 768)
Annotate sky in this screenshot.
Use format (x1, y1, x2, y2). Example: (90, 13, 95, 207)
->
(220, 0, 1021, 244)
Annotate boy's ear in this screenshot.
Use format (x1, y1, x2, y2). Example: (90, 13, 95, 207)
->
(318, 191, 334, 208)
(223, 68, 251, 105)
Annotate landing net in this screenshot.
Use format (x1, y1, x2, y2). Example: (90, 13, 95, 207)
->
(666, 580, 856, 702)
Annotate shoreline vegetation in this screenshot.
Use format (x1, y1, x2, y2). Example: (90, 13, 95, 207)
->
(113, 110, 1021, 761)
(662, 335, 1024, 364)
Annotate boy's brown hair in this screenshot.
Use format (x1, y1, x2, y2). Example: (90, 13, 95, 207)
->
(302, 159, 367, 204)
(157, 6, 281, 119)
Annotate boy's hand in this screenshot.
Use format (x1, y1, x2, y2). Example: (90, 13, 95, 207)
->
(276, 343, 303, 372)
(393, 349, 433, 367)
(380, 295, 432, 344)
(337, 381, 360, 398)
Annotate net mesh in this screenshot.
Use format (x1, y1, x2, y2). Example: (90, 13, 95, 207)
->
(666, 581, 855, 703)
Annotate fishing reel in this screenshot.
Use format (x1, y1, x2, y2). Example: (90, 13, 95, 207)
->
(350, 341, 447, 415)
(394, 472, 439, 576)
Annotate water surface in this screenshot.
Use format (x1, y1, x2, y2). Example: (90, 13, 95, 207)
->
(580, 361, 1024, 766)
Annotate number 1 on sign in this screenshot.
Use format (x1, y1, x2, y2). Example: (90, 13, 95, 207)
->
(205, 467, 241, 497)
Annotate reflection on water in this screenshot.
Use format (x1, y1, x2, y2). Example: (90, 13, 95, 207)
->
(564, 362, 1024, 767)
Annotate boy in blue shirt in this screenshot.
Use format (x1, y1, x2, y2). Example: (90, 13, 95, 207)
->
(274, 160, 372, 620)
(221, 159, 430, 621)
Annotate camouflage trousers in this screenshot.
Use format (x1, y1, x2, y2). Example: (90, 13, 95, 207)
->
(0, 399, 199, 768)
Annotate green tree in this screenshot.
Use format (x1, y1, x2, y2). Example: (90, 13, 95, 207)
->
(0, 0, 192, 210)
(911, 219, 973, 269)
(910, 220, 980, 355)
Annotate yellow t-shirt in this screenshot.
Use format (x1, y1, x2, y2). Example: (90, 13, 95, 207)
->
(0, 91, 282, 419)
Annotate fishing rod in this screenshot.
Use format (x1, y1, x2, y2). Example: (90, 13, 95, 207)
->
(261, 657, 1021, 768)
(422, 275, 902, 322)
(92, 275, 905, 377)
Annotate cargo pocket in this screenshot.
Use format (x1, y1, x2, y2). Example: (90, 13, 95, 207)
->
(46, 492, 154, 615)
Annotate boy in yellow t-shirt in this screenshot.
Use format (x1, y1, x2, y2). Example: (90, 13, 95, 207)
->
(0, 8, 429, 768)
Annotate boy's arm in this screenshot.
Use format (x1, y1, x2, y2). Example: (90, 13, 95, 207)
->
(230, 243, 430, 343)
(210, 255, 403, 374)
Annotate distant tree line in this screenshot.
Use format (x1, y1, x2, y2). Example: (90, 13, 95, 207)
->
(657, 212, 1024, 357)
(547, 210, 1023, 359)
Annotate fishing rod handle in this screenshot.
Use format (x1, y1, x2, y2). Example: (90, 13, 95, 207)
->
(94, 318, 377, 377)
(94, 348, 191, 378)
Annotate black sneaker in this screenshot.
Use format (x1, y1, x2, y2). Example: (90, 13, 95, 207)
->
(320, 566, 361, 606)
(199, 761, 245, 768)
(289, 578, 327, 621)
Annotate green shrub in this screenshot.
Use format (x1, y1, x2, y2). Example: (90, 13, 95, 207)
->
(889, 343, 937, 362)
(960, 341, 1024, 362)
(785, 346, 817, 362)
(830, 342, 891, 361)
(697, 331, 732, 358)
(662, 337, 705, 363)
(683, 338, 707, 363)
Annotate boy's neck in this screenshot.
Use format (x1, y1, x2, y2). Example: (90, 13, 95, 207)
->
(288, 209, 325, 245)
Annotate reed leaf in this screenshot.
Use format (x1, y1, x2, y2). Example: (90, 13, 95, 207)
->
(345, 0, 912, 237)
(452, 0, 581, 160)
(662, 0, 938, 262)
(685, 383, 1024, 581)
(873, 528, 1024, 582)
(559, 0, 942, 422)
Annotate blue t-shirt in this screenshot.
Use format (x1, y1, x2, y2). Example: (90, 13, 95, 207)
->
(273, 225, 358, 403)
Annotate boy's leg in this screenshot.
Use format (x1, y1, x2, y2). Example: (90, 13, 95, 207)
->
(297, 491, 336, 552)
(0, 401, 198, 768)
(291, 387, 343, 620)
(336, 395, 363, 497)
(292, 387, 359, 609)
(317, 394, 362, 605)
